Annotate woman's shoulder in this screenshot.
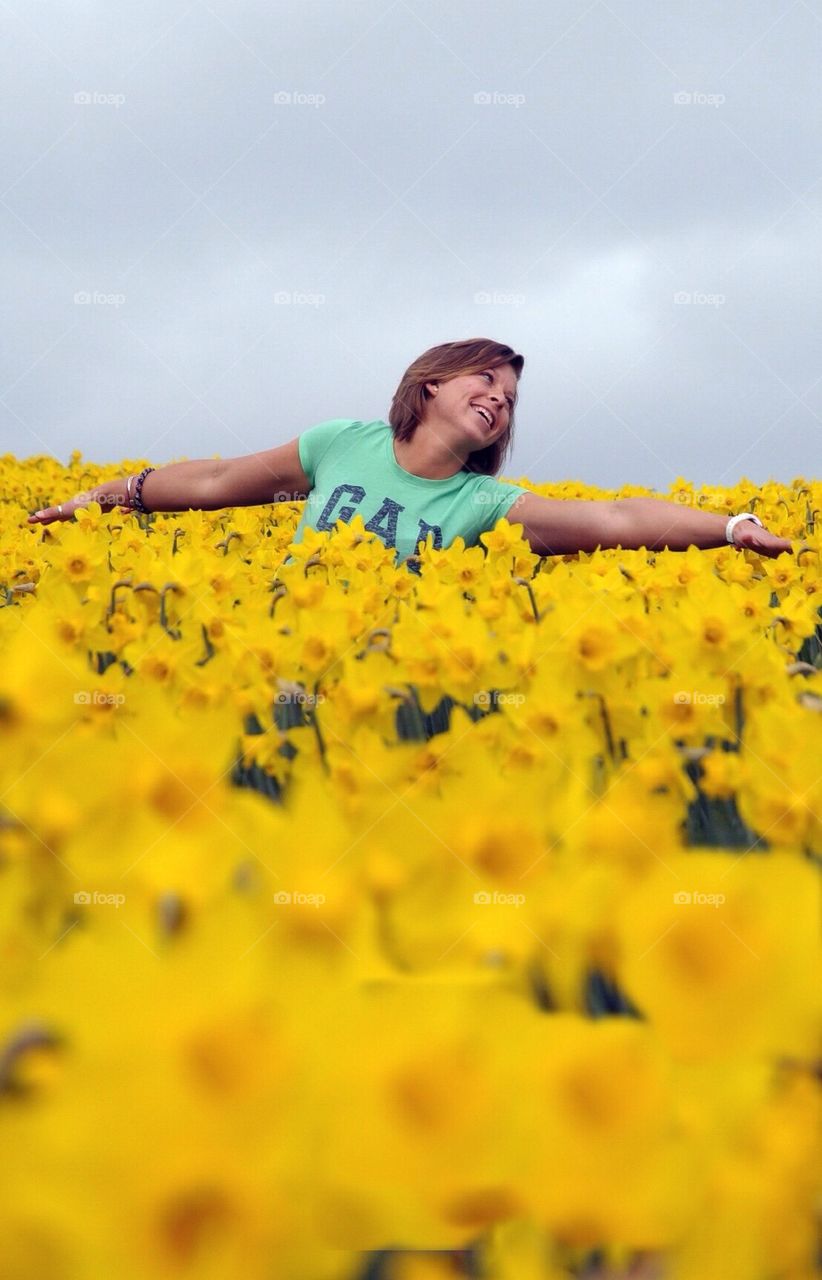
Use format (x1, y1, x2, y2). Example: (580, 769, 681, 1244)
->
(298, 417, 382, 453)
(297, 418, 389, 483)
(467, 467, 531, 492)
(300, 417, 387, 439)
(460, 468, 517, 491)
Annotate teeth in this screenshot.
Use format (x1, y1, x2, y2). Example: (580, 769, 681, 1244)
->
(472, 404, 493, 428)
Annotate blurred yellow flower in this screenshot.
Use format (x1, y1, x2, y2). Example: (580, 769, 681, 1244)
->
(2, 452, 820, 1278)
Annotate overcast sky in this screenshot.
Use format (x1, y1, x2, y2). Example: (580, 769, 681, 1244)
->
(2, 0, 819, 492)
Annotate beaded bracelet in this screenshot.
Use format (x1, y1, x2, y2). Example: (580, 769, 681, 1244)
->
(132, 466, 156, 514)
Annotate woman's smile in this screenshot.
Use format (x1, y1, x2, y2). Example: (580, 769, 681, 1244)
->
(469, 403, 496, 430)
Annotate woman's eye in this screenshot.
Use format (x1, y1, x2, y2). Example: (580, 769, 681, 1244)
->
(481, 370, 514, 410)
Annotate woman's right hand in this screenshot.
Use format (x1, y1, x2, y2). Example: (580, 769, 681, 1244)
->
(28, 479, 134, 525)
(27, 497, 86, 525)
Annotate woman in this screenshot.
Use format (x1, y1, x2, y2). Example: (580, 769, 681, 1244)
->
(28, 338, 792, 562)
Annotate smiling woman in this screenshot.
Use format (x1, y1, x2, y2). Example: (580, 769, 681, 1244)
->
(27, 337, 793, 562)
(388, 338, 523, 478)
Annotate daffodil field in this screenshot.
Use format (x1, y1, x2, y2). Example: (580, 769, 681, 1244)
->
(2, 452, 821, 1280)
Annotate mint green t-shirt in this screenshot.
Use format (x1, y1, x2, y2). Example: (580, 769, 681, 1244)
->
(288, 418, 529, 569)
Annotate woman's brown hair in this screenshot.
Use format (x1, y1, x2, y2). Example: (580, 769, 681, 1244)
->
(388, 338, 525, 477)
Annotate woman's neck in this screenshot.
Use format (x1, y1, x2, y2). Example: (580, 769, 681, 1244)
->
(391, 421, 467, 480)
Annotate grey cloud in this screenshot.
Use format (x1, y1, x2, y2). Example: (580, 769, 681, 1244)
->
(1, 0, 819, 490)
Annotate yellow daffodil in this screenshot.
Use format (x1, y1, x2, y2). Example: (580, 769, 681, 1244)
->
(2, 452, 821, 1278)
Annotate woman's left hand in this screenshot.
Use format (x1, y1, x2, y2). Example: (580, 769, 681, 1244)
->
(731, 521, 793, 558)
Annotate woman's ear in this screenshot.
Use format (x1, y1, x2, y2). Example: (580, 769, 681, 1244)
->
(424, 380, 439, 398)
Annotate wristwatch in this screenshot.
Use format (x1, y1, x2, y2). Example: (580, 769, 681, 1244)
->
(725, 512, 763, 544)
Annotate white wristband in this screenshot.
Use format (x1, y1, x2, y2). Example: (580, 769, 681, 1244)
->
(725, 512, 763, 544)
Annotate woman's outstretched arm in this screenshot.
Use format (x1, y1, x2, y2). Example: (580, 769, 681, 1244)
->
(27, 438, 311, 525)
(507, 492, 793, 559)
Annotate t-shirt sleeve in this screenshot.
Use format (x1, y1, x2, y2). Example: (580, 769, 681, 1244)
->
(473, 476, 531, 529)
(297, 419, 357, 487)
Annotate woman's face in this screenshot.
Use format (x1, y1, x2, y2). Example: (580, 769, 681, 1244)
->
(423, 362, 519, 449)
